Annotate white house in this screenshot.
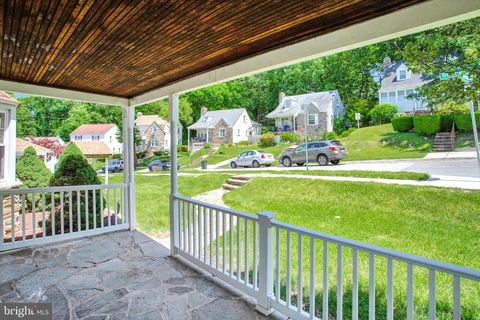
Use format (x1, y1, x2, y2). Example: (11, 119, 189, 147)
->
(266, 91, 344, 138)
(378, 57, 432, 113)
(0, 92, 19, 188)
(135, 113, 182, 153)
(187, 107, 259, 150)
(70, 124, 123, 154)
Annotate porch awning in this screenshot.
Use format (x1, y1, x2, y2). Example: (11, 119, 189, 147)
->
(70, 141, 112, 159)
(0, 0, 424, 100)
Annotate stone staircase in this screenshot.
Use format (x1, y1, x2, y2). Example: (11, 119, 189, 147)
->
(433, 132, 455, 152)
(222, 176, 251, 191)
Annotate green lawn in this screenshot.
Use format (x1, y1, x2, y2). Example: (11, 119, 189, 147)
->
(223, 178, 480, 319)
(204, 169, 430, 181)
(338, 124, 433, 161)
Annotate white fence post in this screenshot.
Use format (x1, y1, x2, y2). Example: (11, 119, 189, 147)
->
(256, 211, 275, 315)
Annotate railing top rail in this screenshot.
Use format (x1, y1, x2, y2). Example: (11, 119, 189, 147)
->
(173, 194, 258, 220)
(272, 220, 480, 281)
(0, 183, 128, 195)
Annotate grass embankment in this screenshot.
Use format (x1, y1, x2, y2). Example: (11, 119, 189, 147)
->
(338, 124, 433, 161)
(222, 178, 480, 319)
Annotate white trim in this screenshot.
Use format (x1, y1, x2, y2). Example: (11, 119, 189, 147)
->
(0, 79, 128, 106)
(129, 0, 480, 106)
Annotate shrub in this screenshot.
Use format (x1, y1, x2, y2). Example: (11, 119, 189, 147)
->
(203, 143, 211, 149)
(392, 114, 413, 132)
(47, 148, 103, 234)
(16, 147, 51, 188)
(413, 115, 441, 136)
(436, 102, 469, 115)
(368, 103, 398, 125)
(112, 153, 122, 159)
(280, 132, 299, 143)
(322, 131, 338, 140)
(153, 150, 169, 157)
(258, 132, 275, 147)
(339, 127, 355, 138)
(136, 150, 147, 159)
(237, 140, 250, 146)
(454, 112, 480, 132)
(177, 145, 188, 153)
(440, 114, 454, 132)
(333, 117, 346, 135)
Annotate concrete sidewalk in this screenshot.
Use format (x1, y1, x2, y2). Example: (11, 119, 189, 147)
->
(424, 149, 478, 159)
(236, 173, 480, 190)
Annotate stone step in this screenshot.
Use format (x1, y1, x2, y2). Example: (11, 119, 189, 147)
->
(226, 179, 248, 186)
(433, 147, 454, 152)
(231, 176, 251, 181)
(436, 133, 451, 136)
(222, 184, 239, 191)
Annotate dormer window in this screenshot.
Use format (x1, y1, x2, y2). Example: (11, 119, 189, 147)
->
(397, 67, 409, 81)
(283, 99, 292, 110)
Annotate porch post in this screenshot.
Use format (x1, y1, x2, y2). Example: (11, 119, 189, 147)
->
(206, 128, 209, 143)
(123, 105, 136, 230)
(256, 211, 275, 315)
(187, 128, 190, 151)
(169, 93, 180, 255)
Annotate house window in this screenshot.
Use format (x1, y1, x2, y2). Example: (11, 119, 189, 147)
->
(243, 115, 246, 123)
(308, 114, 318, 125)
(398, 68, 408, 81)
(284, 99, 292, 110)
(75, 135, 82, 141)
(0, 112, 5, 180)
(237, 129, 240, 136)
(109, 136, 113, 143)
(92, 135, 100, 141)
(388, 92, 396, 103)
(151, 138, 159, 147)
(219, 128, 225, 137)
(380, 93, 388, 103)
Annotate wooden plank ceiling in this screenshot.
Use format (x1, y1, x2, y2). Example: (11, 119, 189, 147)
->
(0, 0, 424, 98)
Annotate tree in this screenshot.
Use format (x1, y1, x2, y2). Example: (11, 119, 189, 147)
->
(16, 104, 37, 137)
(47, 144, 102, 234)
(16, 147, 51, 188)
(402, 18, 480, 107)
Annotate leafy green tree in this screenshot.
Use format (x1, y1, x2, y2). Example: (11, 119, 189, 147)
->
(402, 17, 480, 107)
(16, 147, 51, 187)
(16, 104, 37, 137)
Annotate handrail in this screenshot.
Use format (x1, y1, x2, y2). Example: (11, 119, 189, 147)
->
(451, 120, 456, 142)
(0, 183, 128, 195)
(272, 219, 480, 281)
(173, 194, 258, 220)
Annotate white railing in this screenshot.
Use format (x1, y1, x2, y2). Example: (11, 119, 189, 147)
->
(173, 195, 480, 320)
(0, 184, 129, 251)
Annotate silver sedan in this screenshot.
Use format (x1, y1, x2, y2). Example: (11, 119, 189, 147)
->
(230, 150, 275, 168)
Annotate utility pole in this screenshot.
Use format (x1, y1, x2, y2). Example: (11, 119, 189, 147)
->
(303, 105, 309, 171)
(355, 112, 361, 152)
(468, 101, 480, 178)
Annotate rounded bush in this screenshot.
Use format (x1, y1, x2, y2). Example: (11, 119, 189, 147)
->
(280, 132, 299, 143)
(413, 115, 441, 136)
(368, 103, 398, 125)
(322, 131, 338, 140)
(392, 115, 413, 132)
(16, 146, 52, 188)
(440, 114, 454, 132)
(259, 132, 275, 147)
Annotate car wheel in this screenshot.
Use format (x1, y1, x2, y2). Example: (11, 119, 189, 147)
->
(252, 160, 260, 168)
(317, 154, 328, 166)
(331, 160, 340, 165)
(296, 162, 304, 166)
(114, 167, 120, 173)
(282, 157, 292, 167)
(230, 162, 237, 169)
(148, 167, 152, 172)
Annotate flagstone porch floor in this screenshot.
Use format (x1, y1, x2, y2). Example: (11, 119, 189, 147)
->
(0, 231, 280, 320)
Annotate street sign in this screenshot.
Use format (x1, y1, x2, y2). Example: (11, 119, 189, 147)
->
(355, 112, 361, 121)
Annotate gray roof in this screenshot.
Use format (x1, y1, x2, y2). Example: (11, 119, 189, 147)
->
(188, 108, 245, 130)
(266, 91, 340, 118)
(379, 60, 432, 92)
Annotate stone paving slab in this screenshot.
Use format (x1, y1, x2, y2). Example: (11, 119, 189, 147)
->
(0, 231, 280, 320)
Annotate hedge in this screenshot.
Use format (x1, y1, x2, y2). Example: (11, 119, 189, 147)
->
(440, 114, 454, 132)
(413, 115, 441, 136)
(368, 103, 398, 125)
(392, 116, 413, 132)
(454, 112, 480, 132)
(280, 132, 299, 143)
(259, 132, 275, 147)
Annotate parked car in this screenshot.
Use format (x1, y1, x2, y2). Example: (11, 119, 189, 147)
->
(148, 159, 180, 171)
(102, 160, 124, 173)
(230, 150, 275, 168)
(278, 140, 348, 167)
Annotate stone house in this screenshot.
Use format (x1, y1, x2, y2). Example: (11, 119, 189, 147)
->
(187, 107, 260, 151)
(134, 113, 182, 154)
(266, 91, 343, 139)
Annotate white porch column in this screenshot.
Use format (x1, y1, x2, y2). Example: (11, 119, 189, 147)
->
(123, 105, 136, 230)
(187, 128, 190, 151)
(169, 93, 180, 255)
(206, 128, 209, 143)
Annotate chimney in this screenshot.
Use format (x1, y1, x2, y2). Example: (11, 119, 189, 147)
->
(279, 92, 286, 103)
(200, 106, 208, 116)
(137, 112, 143, 118)
(383, 56, 392, 71)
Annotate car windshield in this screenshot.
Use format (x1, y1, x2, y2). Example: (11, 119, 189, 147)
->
(330, 140, 343, 147)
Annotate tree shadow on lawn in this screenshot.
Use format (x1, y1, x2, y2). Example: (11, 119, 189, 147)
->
(380, 132, 433, 151)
